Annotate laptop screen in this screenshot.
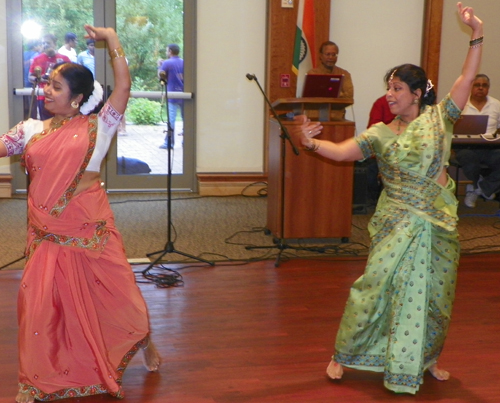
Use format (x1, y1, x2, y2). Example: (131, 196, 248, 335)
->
(302, 74, 344, 98)
(453, 115, 488, 135)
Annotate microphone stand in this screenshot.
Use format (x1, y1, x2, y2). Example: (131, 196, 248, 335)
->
(0, 78, 39, 271)
(245, 74, 299, 156)
(142, 77, 214, 280)
(28, 78, 38, 119)
(245, 73, 317, 267)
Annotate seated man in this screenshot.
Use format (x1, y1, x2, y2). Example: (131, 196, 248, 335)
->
(455, 74, 500, 208)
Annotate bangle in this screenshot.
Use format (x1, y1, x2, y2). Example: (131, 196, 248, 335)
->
(304, 139, 321, 152)
(109, 47, 126, 60)
(469, 36, 484, 48)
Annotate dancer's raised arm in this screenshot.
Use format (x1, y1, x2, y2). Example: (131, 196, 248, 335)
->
(84, 24, 131, 114)
(449, 2, 483, 110)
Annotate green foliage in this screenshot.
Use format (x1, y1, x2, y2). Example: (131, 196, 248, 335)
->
(22, 0, 184, 91)
(117, 0, 184, 90)
(127, 98, 162, 125)
(22, 0, 94, 53)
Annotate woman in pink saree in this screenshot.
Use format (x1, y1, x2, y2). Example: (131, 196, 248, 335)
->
(0, 25, 160, 402)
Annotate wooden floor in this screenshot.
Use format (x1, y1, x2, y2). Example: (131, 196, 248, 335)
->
(1, 254, 499, 403)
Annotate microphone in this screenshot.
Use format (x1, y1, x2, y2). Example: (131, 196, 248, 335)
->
(34, 67, 42, 82)
(159, 70, 167, 85)
(246, 73, 256, 81)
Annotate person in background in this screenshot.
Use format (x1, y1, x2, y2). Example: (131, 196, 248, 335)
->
(367, 94, 396, 127)
(308, 40, 354, 120)
(58, 32, 78, 62)
(293, 2, 481, 394)
(157, 43, 184, 149)
(365, 95, 397, 203)
(29, 34, 71, 120)
(455, 73, 500, 208)
(23, 39, 41, 119)
(23, 39, 41, 88)
(77, 38, 96, 77)
(1, 25, 160, 402)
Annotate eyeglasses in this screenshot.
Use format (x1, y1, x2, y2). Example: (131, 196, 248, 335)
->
(473, 83, 489, 88)
(322, 52, 338, 57)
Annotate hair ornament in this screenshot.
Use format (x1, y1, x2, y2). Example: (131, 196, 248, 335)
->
(79, 80, 104, 115)
(425, 79, 434, 96)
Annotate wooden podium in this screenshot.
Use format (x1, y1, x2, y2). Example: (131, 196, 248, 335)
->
(267, 98, 355, 240)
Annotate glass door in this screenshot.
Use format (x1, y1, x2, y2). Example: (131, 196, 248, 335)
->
(9, 0, 195, 193)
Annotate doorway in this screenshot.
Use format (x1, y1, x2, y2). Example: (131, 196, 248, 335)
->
(8, 0, 196, 192)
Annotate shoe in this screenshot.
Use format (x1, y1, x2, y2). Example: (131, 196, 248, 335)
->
(464, 184, 478, 208)
(159, 143, 170, 149)
(477, 177, 496, 200)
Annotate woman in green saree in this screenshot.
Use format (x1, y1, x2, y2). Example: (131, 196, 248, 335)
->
(295, 2, 482, 394)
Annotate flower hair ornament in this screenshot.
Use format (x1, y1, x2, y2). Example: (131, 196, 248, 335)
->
(425, 79, 434, 96)
(79, 80, 104, 115)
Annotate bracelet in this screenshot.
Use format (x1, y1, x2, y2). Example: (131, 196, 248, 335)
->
(304, 139, 321, 152)
(469, 36, 484, 48)
(109, 47, 126, 60)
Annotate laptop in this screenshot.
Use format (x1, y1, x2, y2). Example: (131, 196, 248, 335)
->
(453, 115, 488, 138)
(302, 74, 344, 98)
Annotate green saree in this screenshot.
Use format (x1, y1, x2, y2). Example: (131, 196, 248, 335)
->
(333, 94, 462, 394)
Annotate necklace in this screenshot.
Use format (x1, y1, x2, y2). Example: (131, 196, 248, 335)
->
(396, 115, 412, 135)
(41, 114, 79, 136)
(397, 116, 411, 125)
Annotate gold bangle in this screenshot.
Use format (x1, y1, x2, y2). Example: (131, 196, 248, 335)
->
(109, 47, 126, 60)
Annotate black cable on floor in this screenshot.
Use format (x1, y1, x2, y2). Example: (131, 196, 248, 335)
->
(140, 265, 184, 288)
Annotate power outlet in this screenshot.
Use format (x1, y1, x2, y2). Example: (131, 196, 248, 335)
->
(281, 0, 293, 8)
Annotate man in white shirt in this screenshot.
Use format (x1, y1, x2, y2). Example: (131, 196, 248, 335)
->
(77, 39, 95, 77)
(455, 74, 500, 208)
(58, 32, 78, 62)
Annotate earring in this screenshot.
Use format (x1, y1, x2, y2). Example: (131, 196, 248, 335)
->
(413, 99, 419, 105)
(71, 101, 79, 109)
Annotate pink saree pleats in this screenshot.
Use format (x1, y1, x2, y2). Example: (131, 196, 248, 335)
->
(18, 117, 150, 399)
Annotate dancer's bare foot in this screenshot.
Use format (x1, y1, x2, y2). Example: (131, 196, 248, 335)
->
(428, 363, 450, 381)
(142, 338, 161, 372)
(326, 360, 343, 380)
(15, 391, 34, 403)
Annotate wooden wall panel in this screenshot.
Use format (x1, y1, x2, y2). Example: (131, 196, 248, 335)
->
(267, 0, 331, 103)
(421, 0, 444, 94)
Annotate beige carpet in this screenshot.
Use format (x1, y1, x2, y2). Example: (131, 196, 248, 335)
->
(1, 192, 500, 270)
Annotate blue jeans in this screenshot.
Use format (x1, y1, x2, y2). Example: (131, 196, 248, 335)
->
(164, 100, 184, 146)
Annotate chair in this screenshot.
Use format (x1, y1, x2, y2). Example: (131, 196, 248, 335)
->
(449, 156, 499, 201)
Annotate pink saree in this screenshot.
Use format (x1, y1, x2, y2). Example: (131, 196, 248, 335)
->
(16, 115, 150, 400)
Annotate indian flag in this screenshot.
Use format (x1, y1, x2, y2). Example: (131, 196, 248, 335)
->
(292, 0, 316, 97)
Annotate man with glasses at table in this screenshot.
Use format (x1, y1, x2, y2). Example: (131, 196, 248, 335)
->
(308, 41, 354, 120)
(455, 73, 500, 208)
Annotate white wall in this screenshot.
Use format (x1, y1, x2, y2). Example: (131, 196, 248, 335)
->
(196, 0, 267, 173)
(438, 1, 500, 101)
(195, 0, 423, 174)
(1, 1, 491, 178)
(330, 0, 424, 135)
